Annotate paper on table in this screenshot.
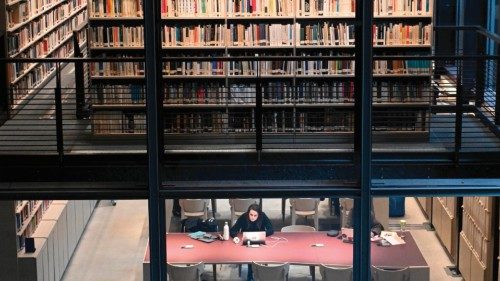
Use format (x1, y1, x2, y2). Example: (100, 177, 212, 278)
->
(380, 231, 406, 245)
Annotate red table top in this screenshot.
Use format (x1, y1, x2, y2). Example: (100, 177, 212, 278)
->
(144, 232, 427, 267)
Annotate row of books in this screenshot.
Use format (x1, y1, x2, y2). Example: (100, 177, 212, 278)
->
(90, 59, 430, 77)
(373, 23, 432, 46)
(15, 200, 52, 252)
(8, 7, 87, 56)
(372, 111, 424, 131)
(374, 0, 431, 16)
(299, 0, 355, 16)
(92, 108, 429, 134)
(90, 0, 143, 17)
(9, 29, 85, 105)
(88, 22, 430, 48)
(7, 0, 66, 29)
(225, 0, 294, 16)
(92, 112, 147, 134)
(8, 16, 87, 81)
(298, 23, 354, 46)
(88, 0, 431, 17)
(8, 0, 82, 31)
(296, 56, 354, 75)
(373, 59, 431, 74)
(91, 80, 431, 105)
(227, 24, 294, 46)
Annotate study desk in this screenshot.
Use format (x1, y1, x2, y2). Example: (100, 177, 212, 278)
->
(143, 232, 429, 281)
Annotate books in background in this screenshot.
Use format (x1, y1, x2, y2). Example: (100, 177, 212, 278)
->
(92, 84, 145, 104)
(228, 23, 293, 46)
(164, 57, 225, 75)
(165, 82, 228, 104)
(297, 81, 354, 103)
(374, 0, 432, 16)
(373, 59, 431, 74)
(373, 22, 432, 45)
(226, 0, 293, 16)
(297, 52, 355, 75)
(296, 22, 354, 46)
(90, 0, 143, 17)
(15, 200, 52, 252)
(91, 55, 144, 76)
(90, 25, 144, 47)
(163, 24, 225, 46)
(298, 0, 355, 16)
(163, 0, 224, 17)
(373, 81, 430, 102)
(92, 111, 146, 134)
(165, 112, 232, 133)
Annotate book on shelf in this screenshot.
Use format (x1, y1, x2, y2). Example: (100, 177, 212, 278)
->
(228, 23, 293, 46)
(15, 200, 52, 252)
(296, 22, 354, 46)
(374, 0, 432, 16)
(373, 22, 432, 46)
(90, 0, 143, 17)
(298, 0, 355, 16)
(226, 0, 294, 16)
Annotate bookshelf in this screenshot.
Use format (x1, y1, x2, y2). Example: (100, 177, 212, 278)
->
(459, 197, 495, 281)
(0, 200, 98, 281)
(2, 0, 88, 114)
(88, 0, 434, 137)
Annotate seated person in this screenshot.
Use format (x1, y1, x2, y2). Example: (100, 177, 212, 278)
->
(344, 206, 384, 237)
(230, 203, 273, 281)
(230, 203, 274, 238)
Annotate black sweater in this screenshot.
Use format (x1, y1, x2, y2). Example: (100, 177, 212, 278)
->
(229, 212, 274, 238)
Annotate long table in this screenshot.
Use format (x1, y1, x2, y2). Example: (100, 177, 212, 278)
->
(143, 232, 429, 281)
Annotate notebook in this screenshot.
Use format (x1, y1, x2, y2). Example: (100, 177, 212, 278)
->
(242, 231, 266, 245)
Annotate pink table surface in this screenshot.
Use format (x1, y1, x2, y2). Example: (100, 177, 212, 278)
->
(144, 232, 427, 267)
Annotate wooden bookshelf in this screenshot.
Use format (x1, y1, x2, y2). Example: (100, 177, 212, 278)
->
(2, 0, 88, 114)
(88, 0, 434, 136)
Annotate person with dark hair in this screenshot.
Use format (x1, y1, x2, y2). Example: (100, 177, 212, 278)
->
(229, 203, 273, 281)
(229, 203, 274, 238)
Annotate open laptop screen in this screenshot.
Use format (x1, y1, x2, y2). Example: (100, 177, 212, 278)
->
(242, 231, 266, 245)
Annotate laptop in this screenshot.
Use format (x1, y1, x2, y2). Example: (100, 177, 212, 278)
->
(242, 231, 266, 245)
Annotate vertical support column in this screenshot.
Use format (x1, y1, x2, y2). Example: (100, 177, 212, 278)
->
(475, 35, 485, 106)
(73, 32, 86, 119)
(144, 0, 166, 278)
(255, 80, 262, 157)
(353, 0, 373, 280)
(0, 201, 18, 281)
(255, 62, 262, 160)
(0, 0, 9, 124)
(454, 66, 463, 164)
(55, 63, 64, 163)
(495, 58, 500, 125)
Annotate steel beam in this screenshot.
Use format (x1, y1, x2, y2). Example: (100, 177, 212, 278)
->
(143, 0, 166, 277)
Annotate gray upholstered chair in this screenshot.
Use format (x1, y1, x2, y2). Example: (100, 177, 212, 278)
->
(320, 264, 353, 281)
(252, 262, 289, 281)
(371, 266, 410, 281)
(281, 225, 316, 232)
(290, 198, 320, 230)
(229, 198, 259, 225)
(179, 199, 209, 220)
(167, 262, 204, 281)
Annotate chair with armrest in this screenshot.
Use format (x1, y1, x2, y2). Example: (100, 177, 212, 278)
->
(167, 262, 204, 281)
(319, 264, 353, 281)
(289, 198, 320, 230)
(371, 266, 410, 281)
(179, 199, 209, 220)
(229, 198, 259, 226)
(252, 262, 289, 281)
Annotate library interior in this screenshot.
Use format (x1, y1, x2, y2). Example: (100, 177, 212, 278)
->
(0, 0, 499, 280)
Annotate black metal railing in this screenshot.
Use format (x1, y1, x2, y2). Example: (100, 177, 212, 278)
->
(0, 27, 498, 161)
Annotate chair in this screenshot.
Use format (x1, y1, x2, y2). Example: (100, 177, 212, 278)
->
(290, 198, 320, 230)
(229, 198, 259, 225)
(179, 199, 209, 220)
(167, 262, 204, 281)
(339, 198, 354, 228)
(252, 262, 289, 281)
(319, 264, 353, 281)
(371, 266, 410, 281)
(281, 225, 316, 280)
(281, 225, 316, 232)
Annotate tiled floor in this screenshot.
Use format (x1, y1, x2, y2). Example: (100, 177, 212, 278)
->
(62, 198, 463, 281)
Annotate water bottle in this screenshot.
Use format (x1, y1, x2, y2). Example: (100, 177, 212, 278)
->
(223, 221, 230, 241)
